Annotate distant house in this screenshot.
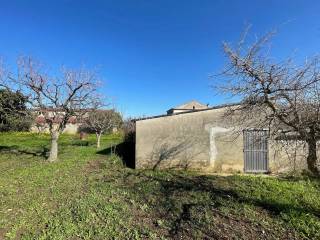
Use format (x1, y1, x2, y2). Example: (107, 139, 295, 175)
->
(134, 101, 308, 173)
(30, 108, 119, 134)
(30, 108, 84, 134)
(166, 100, 209, 115)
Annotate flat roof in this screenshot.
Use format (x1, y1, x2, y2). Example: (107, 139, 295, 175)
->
(133, 103, 239, 122)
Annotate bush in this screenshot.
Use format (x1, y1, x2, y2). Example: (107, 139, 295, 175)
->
(0, 89, 32, 131)
(123, 118, 135, 143)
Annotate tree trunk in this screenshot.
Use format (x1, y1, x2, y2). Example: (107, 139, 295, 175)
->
(96, 132, 101, 149)
(306, 130, 319, 175)
(48, 131, 59, 162)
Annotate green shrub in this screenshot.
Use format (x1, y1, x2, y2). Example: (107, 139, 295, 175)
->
(0, 89, 32, 131)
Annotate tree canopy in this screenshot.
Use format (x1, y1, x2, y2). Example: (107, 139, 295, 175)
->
(0, 89, 31, 131)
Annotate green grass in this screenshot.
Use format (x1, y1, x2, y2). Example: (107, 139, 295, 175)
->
(0, 132, 319, 239)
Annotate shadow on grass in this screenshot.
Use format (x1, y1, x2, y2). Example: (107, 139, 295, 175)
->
(71, 140, 90, 147)
(0, 145, 49, 158)
(119, 171, 319, 238)
(97, 141, 135, 168)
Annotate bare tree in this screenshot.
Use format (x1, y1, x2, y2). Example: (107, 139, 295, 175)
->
(0, 58, 8, 88)
(10, 57, 100, 162)
(84, 109, 122, 148)
(216, 27, 320, 175)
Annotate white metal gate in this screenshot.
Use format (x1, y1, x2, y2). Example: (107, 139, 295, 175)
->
(243, 129, 269, 173)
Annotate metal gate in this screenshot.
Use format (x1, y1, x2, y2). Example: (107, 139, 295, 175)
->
(243, 129, 269, 173)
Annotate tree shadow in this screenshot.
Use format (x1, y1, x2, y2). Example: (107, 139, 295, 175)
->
(71, 140, 90, 146)
(97, 141, 135, 168)
(120, 171, 319, 238)
(0, 145, 49, 158)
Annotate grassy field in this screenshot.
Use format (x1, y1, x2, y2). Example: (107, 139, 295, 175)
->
(0, 132, 319, 239)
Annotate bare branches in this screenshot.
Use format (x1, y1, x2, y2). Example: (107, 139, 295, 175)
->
(0, 55, 104, 161)
(13, 56, 101, 134)
(84, 109, 122, 135)
(216, 28, 320, 175)
(83, 109, 122, 148)
(0, 58, 9, 90)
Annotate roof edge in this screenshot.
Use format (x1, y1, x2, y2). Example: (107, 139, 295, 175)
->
(133, 102, 240, 122)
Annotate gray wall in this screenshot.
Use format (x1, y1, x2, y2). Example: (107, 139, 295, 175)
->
(136, 108, 244, 172)
(135, 107, 309, 173)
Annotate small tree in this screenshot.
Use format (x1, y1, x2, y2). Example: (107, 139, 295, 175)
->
(84, 109, 122, 148)
(216, 27, 320, 175)
(10, 57, 100, 162)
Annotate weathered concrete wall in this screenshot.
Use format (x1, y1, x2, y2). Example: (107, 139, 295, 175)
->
(136, 108, 244, 172)
(268, 140, 313, 173)
(135, 107, 311, 173)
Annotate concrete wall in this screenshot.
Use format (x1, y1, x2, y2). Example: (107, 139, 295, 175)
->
(135, 107, 310, 173)
(136, 108, 243, 172)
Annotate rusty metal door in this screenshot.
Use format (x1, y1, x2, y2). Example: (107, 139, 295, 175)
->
(243, 129, 269, 173)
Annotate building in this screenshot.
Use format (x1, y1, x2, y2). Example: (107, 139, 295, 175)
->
(30, 108, 82, 134)
(30, 108, 120, 134)
(134, 101, 308, 173)
(166, 100, 209, 115)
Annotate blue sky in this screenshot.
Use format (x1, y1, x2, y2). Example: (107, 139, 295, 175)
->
(0, 0, 320, 117)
